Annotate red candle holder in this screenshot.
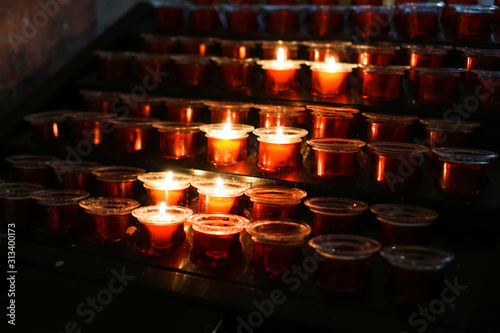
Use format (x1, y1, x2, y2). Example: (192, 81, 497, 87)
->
(171, 55, 211, 87)
(309, 235, 381, 293)
(178, 36, 216, 55)
(24, 110, 70, 145)
(224, 5, 260, 35)
(244, 186, 307, 220)
(217, 39, 258, 58)
(309, 5, 345, 38)
(154, 2, 185, 34)
(204, 101, 253, 124)
(414, 68, 464, 106)
(132, 53, 171, 84)
(188, 213, 249, 267)
(254, 127, 308, 172)
(351, 45, 400, 80)
(451, 5, 496, 40)
(471, 70, 500, 111)
(402, 44, 452, 81)
(263, 5, 302, 38)
(261, 41, 299, 60)
(351, 0, 382, 5)
(308, 105, 359, 139)
(380, 246, 454, 305)
(50, 161, 101, 193)
(307, 138, 365, 178)
(92, 166, 146, 199)
(94, 51, 132, 82)
(420, 118, 480, 153)
(363, 112, 418, 145)
(200, 124, 254, 166)
(79, 197, 139, 244)
(351, 5, 393, 37)
(121, 95, 164, 119)
(133, 204, 193, 256)
(458, 48, 500, 82)
(211, 57, 256, 91)
(6, 155, 59, 186)
(308, 60, 357, 97)
(433, 148, 498, 195)
(108, 118, 159, 153)
(153, 122, 203, 160)
(401, 3, 444, 39)
(303, 41, 353, 62)
(361, 65, 409, 101)
(80, 90, 121, 113)
(0, 183, 44, 227)
(368, 142, 429, 188)
(304, 197, 368, 236)
(140, 34, 178, 54)
(163, 98, 205, 122)
(442, 0, 476, 23)
(192, 178, 249, 215)
(189, 5, 224, 35)
(257, 55, 305, 94)
(69, 112, 116, 146)
(138, 171, 193, 206)
(371, 204, 438, 246)
(246, 220, 311, 280)
(255, 105, 305, 128)
(31, 190, 89, 235)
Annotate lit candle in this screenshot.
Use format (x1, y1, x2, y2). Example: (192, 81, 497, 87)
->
(257, 48, 304, 94)
(133, 203, 193, 256)
(191, 177, 249, 215)
(200, 123, 254, 166)
(253, 127, 308, 172)
(138, 171, 193, 206)
(308, 57, 357, 97)
(79, 197, 140, 244)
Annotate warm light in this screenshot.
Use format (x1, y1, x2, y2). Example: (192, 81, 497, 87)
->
(326, 57, 337, 73)
(277, 47, 286, 62)
(239, 46, 247, 59)
(159, 201, 167, 218)
(53, 123, 59, 137)
(216, 177, 224, 195)
(277, 127, 284, 137)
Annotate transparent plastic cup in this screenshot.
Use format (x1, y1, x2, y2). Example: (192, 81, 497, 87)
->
(138, 171, 193, 206)
(244, 186, 307, 220)
(192, 178, 250, 215)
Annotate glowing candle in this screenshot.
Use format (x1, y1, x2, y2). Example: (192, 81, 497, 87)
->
(303, 41, 352, 63)
(192, 178, 249, 215)
(79, 197, 139, 244)
(200, 123, 254, 166)
(257, 48, 305, 94)
(138, 171, 193, 206)
(254, 127, 308, 172)
(308, 57, 357, 97)
(133, 203, 193, 256)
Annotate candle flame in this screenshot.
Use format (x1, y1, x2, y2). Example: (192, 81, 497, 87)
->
(159, 201, 166, 219)
(223, 122, 231, 132)
(277, 47, 286, 62)
(216, 177, 224, 195)
(52, 123, 59, 137)
(239, 46, 247, 59)
(277, 127, 284, 136)
(327, 57, 337, 72)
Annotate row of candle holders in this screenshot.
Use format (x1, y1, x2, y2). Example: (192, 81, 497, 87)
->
(96, 45, 500, 108)
(152, 1, 500, 41)
(23, 104, 498, 194)
(0, 170, 454, 301)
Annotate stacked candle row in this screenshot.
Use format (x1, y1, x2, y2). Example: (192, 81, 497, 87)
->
(0, 171, 454, 300)
(95, 46, 500, 107)
(152, 2, 499, 41)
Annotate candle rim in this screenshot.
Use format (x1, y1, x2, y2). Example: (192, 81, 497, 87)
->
(51, 161, 102, 174)
(255, 104, 305, 114)
(309, 235, 381, 260)
(94, 50, 134, 60)
(79, 89, 122, 101)
(6, 155, 59, 168)
(160, 97, 205, 108)
(140, 34, 178, 44)
(191, 178, 250, 196)
(188, 213, 249, 234)
(204, 100, 254, 110)
(138, 171, 193, 190)
(302, 41, 352, 49)
(258, 59, 304, 70)
(362, 112, 418, 124)
(68, 111, 117, 121)
(350, 5, 394, 13)
(380, 245, 454, 270)
(307, 138, 365, 152)
(412, 67, 464, 77)
(456, 47, 500, 57)
(470, 70, 500, 79)
(200, 123, 254, 138)
(79, 197, 140, 215)
(108, 117, 160, 128)
(370, 204, 438, 226)
(128, 52, 172, 62)
(304, 197, 368, 216)
(176, 36, 217, 45)
(361, 65, 410, 75)
(307, 61, 358, 72)
(432, 147, 498, 164)
(0, 183, 45, 199)
(308, 105, 359, 117)
(253, 126, 308, 143)
(368, 142, 429, 156)
(32, 189, 89, 206)
(132, 205, 193, 224)
(24, 110, 72, 124)
(419, 118, 480, 132)
(244, 186, 307, 205)
(210, 56, 258, 66)
(215, 38, 259, 47)
(170, 55, 212, 65)
(246, 220, 311, 244)
(402, 44, 452, 54)
(153, 121, 204, 133)
(92, 166, 146, 181)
